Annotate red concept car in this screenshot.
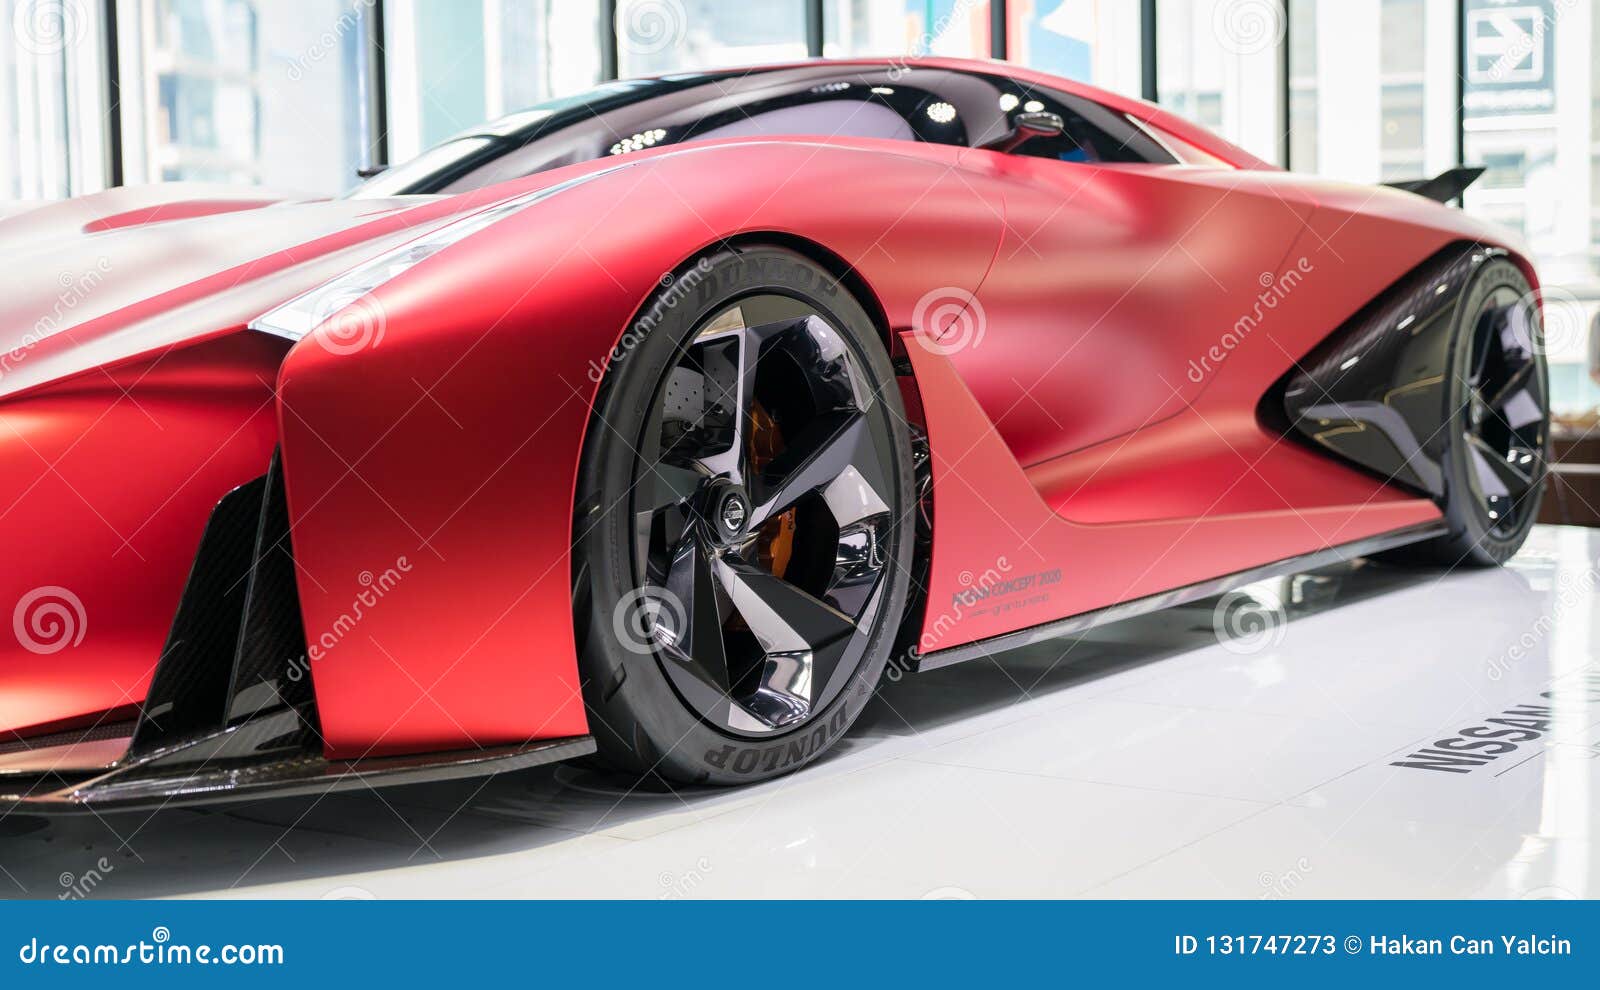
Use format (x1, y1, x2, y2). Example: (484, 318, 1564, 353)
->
(0, 58, 1549, 810)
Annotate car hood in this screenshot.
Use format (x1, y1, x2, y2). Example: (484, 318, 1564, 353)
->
(0, 183, 460, 400)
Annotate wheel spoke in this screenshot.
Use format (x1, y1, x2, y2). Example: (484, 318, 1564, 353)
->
(716, 555, 861, 724)
(749, 412, 871, 527)
(1483, 359, 1543, 429)
(1467, 315, 1494, 385)
(638, 462, 703, 513)
(661, 535, 731, 692)
(693, 315, 812, 486)
(1465, 432, 1535, 497)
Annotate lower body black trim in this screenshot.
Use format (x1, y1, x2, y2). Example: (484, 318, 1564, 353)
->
(910, 520, 1449, 672)
(3, 734, 596, 813)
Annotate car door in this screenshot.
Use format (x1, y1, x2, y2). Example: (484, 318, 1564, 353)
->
(950, 88, 1317, 467)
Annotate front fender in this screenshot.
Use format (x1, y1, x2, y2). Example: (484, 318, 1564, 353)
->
(276, 142, 1003, 756)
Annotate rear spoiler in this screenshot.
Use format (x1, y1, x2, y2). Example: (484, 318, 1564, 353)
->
(1381, 165, 1486, 205)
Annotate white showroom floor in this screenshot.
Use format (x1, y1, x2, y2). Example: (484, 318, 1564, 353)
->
(3, 525, 1599, 900)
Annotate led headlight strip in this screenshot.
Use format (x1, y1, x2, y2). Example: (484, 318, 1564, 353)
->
(250, 165, 631, 342)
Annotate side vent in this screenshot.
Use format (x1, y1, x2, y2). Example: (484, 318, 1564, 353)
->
(129, 450, 318, 762)
(1280, 243, 1494, 497)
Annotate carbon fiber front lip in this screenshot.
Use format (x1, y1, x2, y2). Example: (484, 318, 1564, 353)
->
(1, 732, 596, 814)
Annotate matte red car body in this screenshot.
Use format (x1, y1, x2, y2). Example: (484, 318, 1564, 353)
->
(0, 58, 1537, 762)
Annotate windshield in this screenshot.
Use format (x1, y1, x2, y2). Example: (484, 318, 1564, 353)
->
(347, 65, 1172, 199)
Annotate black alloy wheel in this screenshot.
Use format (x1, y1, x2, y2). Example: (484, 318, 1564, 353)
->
(1459, 283, 1548, 541)
(574, 247, 915, 784)
(1400, 255, 1550, 567)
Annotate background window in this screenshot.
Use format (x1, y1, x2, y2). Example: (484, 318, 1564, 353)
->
(617, 0, 807, 75)
(0, 0, 109, 201)
(1005, 0, 1143, 98)
(386, 0, 602, 164)
(1287, 0, 1456, 183)
(1461, 0, 1598, 435)
(825, 0, 989, 59)
(1156, 0, 1285, 165)
(117, 0, 372, 194)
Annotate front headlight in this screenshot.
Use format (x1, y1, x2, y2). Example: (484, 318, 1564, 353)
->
(250, 165, 630, 342)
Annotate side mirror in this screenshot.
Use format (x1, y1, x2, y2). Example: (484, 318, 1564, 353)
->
(979, 111, 1065, 155)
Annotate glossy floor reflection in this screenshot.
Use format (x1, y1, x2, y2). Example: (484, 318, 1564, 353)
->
(3, 525, 1599, 899)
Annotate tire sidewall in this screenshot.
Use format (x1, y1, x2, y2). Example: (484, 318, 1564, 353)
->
(1438, 257, 1547, 565)
(575, 245, 915, 785)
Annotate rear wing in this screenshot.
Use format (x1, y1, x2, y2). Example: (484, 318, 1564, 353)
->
(1381, 165, 1487, 205)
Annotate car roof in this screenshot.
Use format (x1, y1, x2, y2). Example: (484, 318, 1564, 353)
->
(628, 56, 1274, 171)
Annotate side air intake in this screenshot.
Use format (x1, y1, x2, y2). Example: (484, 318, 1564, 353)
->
(129, 449, 320, 763)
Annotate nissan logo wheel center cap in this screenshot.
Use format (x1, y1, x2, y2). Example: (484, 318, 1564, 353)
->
(702, 481, 752, 544)
(720, 493, 749, 535)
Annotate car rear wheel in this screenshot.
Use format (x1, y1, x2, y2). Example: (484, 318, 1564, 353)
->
(1391, 257, 1549, 567)
(573, 246, 915, 785)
